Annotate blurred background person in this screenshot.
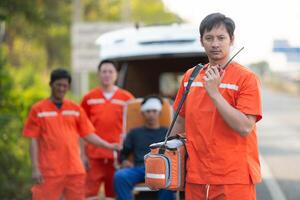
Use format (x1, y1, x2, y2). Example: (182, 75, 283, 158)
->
(114, 95, 174, 200)
(23, 68, 119, 200)
(80, 61, 134, 200)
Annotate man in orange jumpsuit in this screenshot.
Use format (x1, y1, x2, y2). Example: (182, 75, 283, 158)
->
(171, 13, 262, 200)
(81, 60, 134, 199)
(23, 69, 119, 200)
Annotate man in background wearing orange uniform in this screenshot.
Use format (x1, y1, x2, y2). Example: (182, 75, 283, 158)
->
(81, 60, 134, 199)
(23, 69, 119, 200)
(171, 13, 262, 199)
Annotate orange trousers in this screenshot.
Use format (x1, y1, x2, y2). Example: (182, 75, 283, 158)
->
(185, 182, 256, 200)
(31, 174, 85, 200)
(85, 158, 115, 198)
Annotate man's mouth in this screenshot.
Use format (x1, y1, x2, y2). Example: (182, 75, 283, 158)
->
(211, 51, 221, 54)
(103, 79, 111, 82)
(58, 92, 66, 97)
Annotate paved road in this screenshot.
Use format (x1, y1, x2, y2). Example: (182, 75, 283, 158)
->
(257, 87, 300, 200)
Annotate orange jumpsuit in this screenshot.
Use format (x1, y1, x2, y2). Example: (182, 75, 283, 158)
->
(23, 99, 95, 200)
(81, 87, 134, 198)
(174, 62, 262, 200)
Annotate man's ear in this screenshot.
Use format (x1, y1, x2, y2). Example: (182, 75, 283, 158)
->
(200, 36, 204, 47)
(67, 83, 71, 90)
(230, 36, 235, 46)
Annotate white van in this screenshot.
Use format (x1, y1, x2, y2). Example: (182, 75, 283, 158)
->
(95, 24, 208, 98)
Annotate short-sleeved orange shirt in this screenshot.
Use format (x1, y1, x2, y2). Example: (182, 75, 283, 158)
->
(23, 99, 95, 177)
(174, 62, 262, 185)
(81, 87, 134, 159)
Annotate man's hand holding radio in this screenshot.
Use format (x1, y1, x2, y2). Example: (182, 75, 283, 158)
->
(203, 65, 224, 99)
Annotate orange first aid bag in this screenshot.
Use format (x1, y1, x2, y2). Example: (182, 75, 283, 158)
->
(144, 64, 204, 191)
(144, 135, 187, 191)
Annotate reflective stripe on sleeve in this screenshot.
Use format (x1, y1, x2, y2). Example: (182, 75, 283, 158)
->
(184, 82, 239, 91)
(62, 110, 80, 116)
(87, 98, 105, 105)
(37, 111, 57, 118)
(146, 173, 166, 179)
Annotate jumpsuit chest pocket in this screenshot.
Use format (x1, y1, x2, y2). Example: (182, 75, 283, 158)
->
(220, 87, 238, 107)
(187, 87, 215, 112)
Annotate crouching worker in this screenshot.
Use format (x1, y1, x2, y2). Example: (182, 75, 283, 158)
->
(114, 95, 175, 200)
(23, 69, 119, 200)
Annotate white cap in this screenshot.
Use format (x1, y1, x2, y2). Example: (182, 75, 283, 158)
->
(140, 98, 162, 112)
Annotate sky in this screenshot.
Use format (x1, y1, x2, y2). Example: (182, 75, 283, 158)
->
(162, 0, 300, 71)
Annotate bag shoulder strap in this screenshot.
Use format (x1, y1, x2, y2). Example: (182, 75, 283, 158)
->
(162, 63, 203, 145)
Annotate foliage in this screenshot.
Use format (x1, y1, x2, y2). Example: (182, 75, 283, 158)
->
(82, 0, 182, 24)
(249, 60, 270, 78)
(131, 0, 182, 25)
(0, 47, 48, 199)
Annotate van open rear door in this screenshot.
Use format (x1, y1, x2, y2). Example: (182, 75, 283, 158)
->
(96, 24, 208, 98)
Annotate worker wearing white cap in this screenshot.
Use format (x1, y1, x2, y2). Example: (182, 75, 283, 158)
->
(114, 95, 175, 200)
(140, 96, 163, 127)
(140, 97, 162, 112)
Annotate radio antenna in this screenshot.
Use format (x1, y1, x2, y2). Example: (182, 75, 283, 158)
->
(222, 47, 244, 68)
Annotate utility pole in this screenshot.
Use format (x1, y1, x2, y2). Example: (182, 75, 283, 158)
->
(122, 0, 131, 22)
(0, 18, 5, 97)
(73, 0, 82, 22)
(72, 0, 89, 97)
(0, 20, 5, 43)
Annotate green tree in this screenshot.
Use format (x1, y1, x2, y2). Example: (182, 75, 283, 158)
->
(0, 48, 49, 199)
(82, 0, 182, 24)
(1, 0, 72, 69)
(131, 0, 182, 24)
(249, 60, 270, 78)
(0, 49, 30, 199)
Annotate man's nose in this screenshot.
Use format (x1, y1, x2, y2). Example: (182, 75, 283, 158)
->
(211, 39, 220, 47)
(58, 85, 67, 91)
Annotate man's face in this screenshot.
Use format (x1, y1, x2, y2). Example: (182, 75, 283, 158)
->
(98, 63, 118, 87)
(142, 110, 160, 125)
(50, 79, 70, 101)
(201, 24, 234, 64)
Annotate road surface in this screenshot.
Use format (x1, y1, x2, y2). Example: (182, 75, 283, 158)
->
(257, 87, 300, 200)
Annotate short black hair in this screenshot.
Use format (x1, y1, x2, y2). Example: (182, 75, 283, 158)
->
(97, 60, 119, 71)
(50, 68, 72, 84)
(141, 94, 163, 106)
(199, 13, 235, 39)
